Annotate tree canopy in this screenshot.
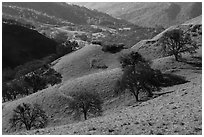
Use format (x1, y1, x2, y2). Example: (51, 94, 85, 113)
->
(158, 28, 198, 61)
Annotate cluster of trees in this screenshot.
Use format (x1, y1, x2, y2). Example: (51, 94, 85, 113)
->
(56, 40, 79, 57)
(3, 18, 35, 29)
(3, 66, 62, 102)
(3, 38, 81, 103)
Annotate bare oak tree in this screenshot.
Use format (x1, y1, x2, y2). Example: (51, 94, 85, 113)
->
(158, 28, 198, 61)
(69, 91, 103, 120)
(9, 103, 48, 130)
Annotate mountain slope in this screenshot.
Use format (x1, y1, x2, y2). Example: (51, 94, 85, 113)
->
(2, 2, 129, 27)
(74, 2, 202, 27)
(2, 20, 57, 68)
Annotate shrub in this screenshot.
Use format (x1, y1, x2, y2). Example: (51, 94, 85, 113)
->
(91, 40, 102, 45)
(192, 33, 198, 37)
(2, 83, 12, 102)
(2, 67, 15, 82)
(158, 28, 198, 61)
(9, 103, 48, 130)
(24, 72, 47, 93)
(191, 24, 201, 32)
(56, 40, 79, 57)
(76, 34, 88, 41)
(68, 91, 103, 120)
(89, 58, 108, 69)
(102, 43, 125, 53)
(43, 68, 62, 86)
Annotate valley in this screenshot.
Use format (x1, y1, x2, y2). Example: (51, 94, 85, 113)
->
(2, 2, 202, 135)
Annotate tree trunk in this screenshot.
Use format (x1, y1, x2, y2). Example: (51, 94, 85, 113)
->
(174, 54, 179, 61)
(131, 88, 139, 102)
(3, 97, 5, 102)
(12, 94, 16, 100)
(84, 112, 87, 120)
(25, 124, 31, 130)
(25, 89, 29, 95)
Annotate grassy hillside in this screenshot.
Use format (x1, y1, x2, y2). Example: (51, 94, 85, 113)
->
(18, 70, 202, 135)
(53, 44, 121, 81)
(3, 52, 201, 134)
(131, 15, 202, 60)
(74, 2, 202, 28)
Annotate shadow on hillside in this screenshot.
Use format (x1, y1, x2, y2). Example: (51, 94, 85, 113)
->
(153, 90, 175, 98)
(128, 73, 189, 105)
(159, 73, 189, 87)
(134, 90, 175, 104)
(181, 56, 202, 70)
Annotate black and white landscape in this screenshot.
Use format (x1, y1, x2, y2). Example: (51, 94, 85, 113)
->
(2, 2, 202, 135)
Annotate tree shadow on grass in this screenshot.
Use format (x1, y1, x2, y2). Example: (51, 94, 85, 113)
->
(180, 56, 202, 69)
(158, 73, 189, 87)
(131, 73, 189, 106)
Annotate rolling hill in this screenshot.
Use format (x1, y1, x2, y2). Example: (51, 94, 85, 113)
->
(74, 2, 202, 28)
(53, 44, 121, 81)
(131, 15, 202, 60)
(3, 51, 202, 135)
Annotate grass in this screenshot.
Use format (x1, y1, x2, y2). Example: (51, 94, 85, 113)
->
(53, 44, 121, 82)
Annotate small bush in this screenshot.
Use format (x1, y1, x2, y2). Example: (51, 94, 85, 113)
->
(91, 40, 102, 45)
(102, 43, 125, 53)
(198, 31, 202, 35)
(192, 33, 198, 37)
(76, 34, 88, 41)
(89, 58, 108, 69)
(9, 103, 48, 130)
(191, 24, 201, 32)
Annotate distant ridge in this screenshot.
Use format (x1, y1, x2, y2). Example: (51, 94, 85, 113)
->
(74, 2, 202, 27)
